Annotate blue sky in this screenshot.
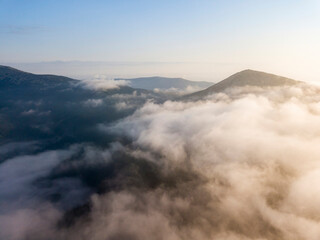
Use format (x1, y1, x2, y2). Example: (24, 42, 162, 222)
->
(0, 0, 319, 81)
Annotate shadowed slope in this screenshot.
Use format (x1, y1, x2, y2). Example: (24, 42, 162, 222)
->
(185, 69, 300, 100)
(0, 65, 78, 88)
(116, 76, 212, 91)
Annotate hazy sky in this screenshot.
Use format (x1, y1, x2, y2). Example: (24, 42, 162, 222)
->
(0, 0, 319, 82)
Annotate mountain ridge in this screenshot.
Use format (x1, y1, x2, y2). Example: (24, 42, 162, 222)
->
(0, 65, 78, 86)
(115, 76, 213, 91)
(184, 69, 300, 100)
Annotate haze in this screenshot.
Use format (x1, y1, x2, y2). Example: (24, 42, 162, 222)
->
(2, 1, 320, 239)
(1, 0, 320, 82)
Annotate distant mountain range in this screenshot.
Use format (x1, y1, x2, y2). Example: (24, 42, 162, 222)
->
(0, 65, 303, 146)
(0, 65, 77, 88)
(115, 76, 213, 91)
(185, 69, 300, 100)
(0, 65, 163, 148)
(0, 65, 306, 233)
(0, 66, 302, 98)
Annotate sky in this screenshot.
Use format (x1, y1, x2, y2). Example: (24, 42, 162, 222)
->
(0, 0, 320, 82)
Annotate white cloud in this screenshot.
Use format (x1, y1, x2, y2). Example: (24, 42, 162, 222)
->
(84, 98, 103, 107)
(4, 84, 320, 240)
(0, 150, 73, 208)
(21, 109, 36, 115)
(97, 84, 320, 240)
(153, 85, 204, 96)
(0, 147, 87, 240)
(81, 75, 129, 90)
(114, 102, 134, 111)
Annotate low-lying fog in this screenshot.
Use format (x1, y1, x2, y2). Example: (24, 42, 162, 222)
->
(2, 83, 320, 240)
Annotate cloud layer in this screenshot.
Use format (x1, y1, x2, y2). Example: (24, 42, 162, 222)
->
(2, 84, 320, 240)
(81, 75, 129, 90)
(98, 84, 320, 240)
